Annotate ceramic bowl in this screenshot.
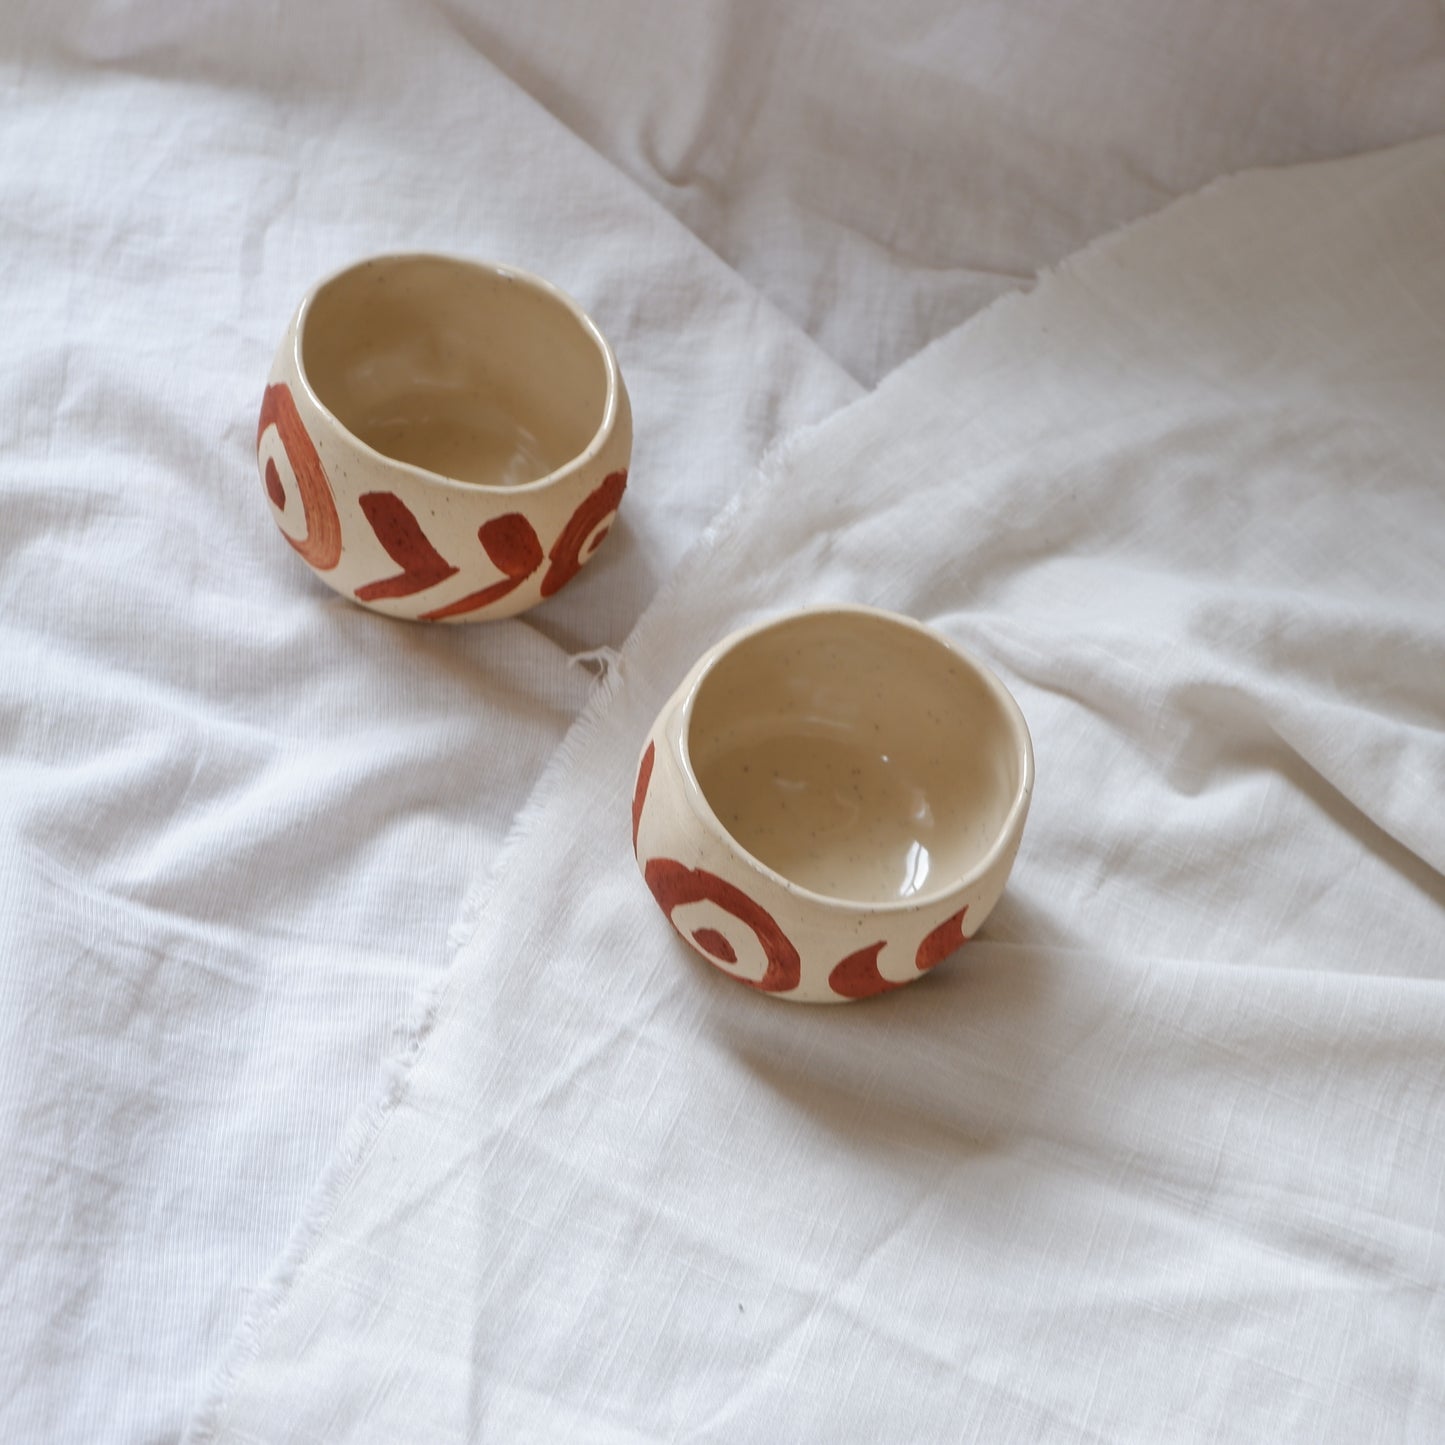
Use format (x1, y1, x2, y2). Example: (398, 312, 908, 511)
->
(256, 254, 631, 620)
(632, 606, 1033, 1003)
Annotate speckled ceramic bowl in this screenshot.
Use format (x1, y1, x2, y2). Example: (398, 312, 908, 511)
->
(256, 254, 631, 620)
(632, 605, 1034, 1002)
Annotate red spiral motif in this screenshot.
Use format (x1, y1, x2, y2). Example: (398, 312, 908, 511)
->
(540, 469, 627, 598)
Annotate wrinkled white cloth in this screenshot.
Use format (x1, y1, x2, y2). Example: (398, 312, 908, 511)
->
(0, 9, 855, 1442)
(457, 0, 1445, 385)
(4, 3, 1445, 1441)
(191, 139, 1445, 1443)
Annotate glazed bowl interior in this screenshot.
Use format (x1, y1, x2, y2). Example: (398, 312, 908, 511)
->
(686, 611, 1029, 907)
(299, 255, 611, 488)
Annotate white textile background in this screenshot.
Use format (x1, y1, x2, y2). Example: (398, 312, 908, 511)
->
(1, 2, 1444, 1441)
(193, 140, 1445, 1443)
(0, 7, 856, 1441)
(454, 0, 1445, 384)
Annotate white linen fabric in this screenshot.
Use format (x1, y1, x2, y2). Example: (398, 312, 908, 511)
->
(453, 0, 1445, 385)
(3, 3, 1445, 1440)
(191, 139, 1445, 1443)
(0, 9, 856, 1442)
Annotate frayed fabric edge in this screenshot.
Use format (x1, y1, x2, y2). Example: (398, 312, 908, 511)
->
(182, 400, 811, 1445)
(184, 969, 447, 1443)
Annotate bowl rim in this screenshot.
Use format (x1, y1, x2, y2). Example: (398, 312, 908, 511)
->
(674, 603, 1035, 914)
(289, 251, 625, 497)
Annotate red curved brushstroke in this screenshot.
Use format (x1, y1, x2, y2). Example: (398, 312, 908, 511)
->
(419, 574, 525, 622)
(354, 492, 460, 602)
(256, 382, 342, 571)
(643, 858, 800, 994)
(915, 907, 969, 971)
(827, 906, 971, 1000)
(631, 741, 655, 855)
(828, 941, 901, 1000)
(540, 469, 627, 598)
(691, 928, 737, 964)
(418, 513, 543, 621)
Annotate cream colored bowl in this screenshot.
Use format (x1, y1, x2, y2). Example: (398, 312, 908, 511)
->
(632, 606, 1033, 1002)
(257, 254, 631, 620)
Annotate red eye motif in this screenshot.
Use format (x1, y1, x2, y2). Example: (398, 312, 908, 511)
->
(642, 859, 802, 995)
(257, 382, 342, 571)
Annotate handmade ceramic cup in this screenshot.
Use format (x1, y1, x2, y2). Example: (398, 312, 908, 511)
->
(632, 606, 1034, 1003)
(256, 254, 631, 620)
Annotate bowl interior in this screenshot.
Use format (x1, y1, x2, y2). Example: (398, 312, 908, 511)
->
(687, 611, 1027, 906)
(299, 256, 610, 488)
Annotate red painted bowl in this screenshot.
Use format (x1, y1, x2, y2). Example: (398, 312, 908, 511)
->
(257, 254, 631, 620)
(632, 606, 1034, 1002)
